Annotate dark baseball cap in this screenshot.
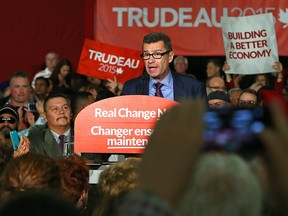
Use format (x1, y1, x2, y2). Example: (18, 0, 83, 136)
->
(0, 106, 19, 121)
(207, 91, 231, 103)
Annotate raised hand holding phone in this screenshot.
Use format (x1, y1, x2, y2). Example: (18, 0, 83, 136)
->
(13, 135, 30, 157)
(10, 130, 19, 151)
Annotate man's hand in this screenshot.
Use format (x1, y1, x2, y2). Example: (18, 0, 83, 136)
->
(25, 110, 35, 127)
(258, 101, 288, 214)
(13, 135, 30, 157)
(105, 76, 123, 95)
(36, 101, 44, 116)
(272, 61, 283, 72)
(139, 99, 206, 207)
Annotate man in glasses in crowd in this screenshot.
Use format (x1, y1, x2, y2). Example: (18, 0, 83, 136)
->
(0, 105, 19, 147)
(121, 32, 206, 102)
(237, 88, 260, 108)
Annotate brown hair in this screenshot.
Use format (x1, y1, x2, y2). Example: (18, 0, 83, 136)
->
(0, 152, 60, 200)
(0, 143, 13, 175)
(56, 154, 89, 206)
(98, 158, 141, 197)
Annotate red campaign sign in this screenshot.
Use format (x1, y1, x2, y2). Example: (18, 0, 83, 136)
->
(94, 0, 288, 56)
(74, 95, 179, 154)
(77, 39, 144, 83)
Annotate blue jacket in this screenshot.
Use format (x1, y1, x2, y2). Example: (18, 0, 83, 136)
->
(121, 70, 207, 102)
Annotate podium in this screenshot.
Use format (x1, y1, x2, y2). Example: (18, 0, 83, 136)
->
(75, 95, 178, 154)
(74, 95, 178, 183)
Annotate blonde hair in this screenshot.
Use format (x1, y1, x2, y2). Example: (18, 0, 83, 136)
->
(98, 158, 141, 197)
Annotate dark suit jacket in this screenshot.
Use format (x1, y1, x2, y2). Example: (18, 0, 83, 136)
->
(121, 70, 207, 102)
(28, 124, 65, 158)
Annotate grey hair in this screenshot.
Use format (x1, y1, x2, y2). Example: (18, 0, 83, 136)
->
(177, 152, 262, 216)
(173, 56, 188, 66)
(227, 88, 242, 97)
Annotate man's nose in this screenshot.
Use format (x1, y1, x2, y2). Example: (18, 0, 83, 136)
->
(147, 57, 155, 63)
(60, 106, 69, 113)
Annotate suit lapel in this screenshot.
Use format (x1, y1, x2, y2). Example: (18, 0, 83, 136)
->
(43, 130, 62, 157)
(172, 72, 186, 102)
(136, 77, 150, 95)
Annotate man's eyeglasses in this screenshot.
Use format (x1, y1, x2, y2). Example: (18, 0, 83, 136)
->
(238, 100, 257, 106)
(208, 102, 226, 108)
(207, 86, 227, 91)
(0, 117, 17, 124)
(140, 50, 171, 60)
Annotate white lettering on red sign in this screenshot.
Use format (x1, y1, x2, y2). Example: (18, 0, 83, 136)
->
(112, 7, 277, 28)
(88, 49, 140, 69)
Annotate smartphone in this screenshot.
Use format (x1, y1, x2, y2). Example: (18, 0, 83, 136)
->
(28, 103, 36, 112)
(203, 107, 270, 156)
(10, 130, 20, 151)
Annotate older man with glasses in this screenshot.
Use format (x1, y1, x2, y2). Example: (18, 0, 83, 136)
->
(121, 32, 206, 102)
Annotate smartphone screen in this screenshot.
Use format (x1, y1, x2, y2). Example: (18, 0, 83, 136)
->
(28, 103, 36, 112)
(10, 130, 20, 151)
(203, 107, 268, 155)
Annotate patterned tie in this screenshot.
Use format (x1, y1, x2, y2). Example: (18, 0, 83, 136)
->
(155, 82, 164, 97)
(59, 135, 65, 152)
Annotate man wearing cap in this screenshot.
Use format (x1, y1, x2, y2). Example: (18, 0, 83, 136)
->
(0, 105, 33, 157)
(0, 106, 20, 144)
(207, 91, 231, 109)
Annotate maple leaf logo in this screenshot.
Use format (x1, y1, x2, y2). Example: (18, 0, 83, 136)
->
(116, 68, 123, 74)
(279, 9, 288, 28)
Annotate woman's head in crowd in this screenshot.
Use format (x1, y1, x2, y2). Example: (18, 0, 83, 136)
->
(56, 154, 90, 209)
(0, 152, 61, 200)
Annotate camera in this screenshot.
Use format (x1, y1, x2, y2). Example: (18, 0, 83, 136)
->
(203, 107, 270, 156)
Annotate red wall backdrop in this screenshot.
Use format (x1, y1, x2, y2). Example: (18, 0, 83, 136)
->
(0, 1, 286, 84)
(0, 0, 95, 83)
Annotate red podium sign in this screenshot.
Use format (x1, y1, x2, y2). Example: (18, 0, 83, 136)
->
(74, 95, 179, 154)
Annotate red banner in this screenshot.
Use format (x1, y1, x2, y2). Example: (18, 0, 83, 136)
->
(94, 0, 288, 56)
(74, 95, 179, 154)
(77, 39, 144, 82)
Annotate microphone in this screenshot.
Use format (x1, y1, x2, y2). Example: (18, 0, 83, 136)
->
(141, 70, 149, 80)
(140, 70, 149, 95)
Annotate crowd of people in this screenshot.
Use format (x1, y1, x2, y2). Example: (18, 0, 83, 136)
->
(0, 31, 288, 215)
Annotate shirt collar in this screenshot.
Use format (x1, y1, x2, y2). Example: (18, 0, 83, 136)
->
(151, 68, 173, 88)
(50, 128, 71, 142)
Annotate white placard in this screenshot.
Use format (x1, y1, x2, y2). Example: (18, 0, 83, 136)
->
(221, 13, 278, 74)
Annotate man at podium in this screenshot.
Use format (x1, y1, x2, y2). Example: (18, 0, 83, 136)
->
(121, 32, 207, 102)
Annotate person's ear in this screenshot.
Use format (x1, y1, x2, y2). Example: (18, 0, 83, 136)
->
(168, 51, 175, 63)
(42, 112, 48, 122)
